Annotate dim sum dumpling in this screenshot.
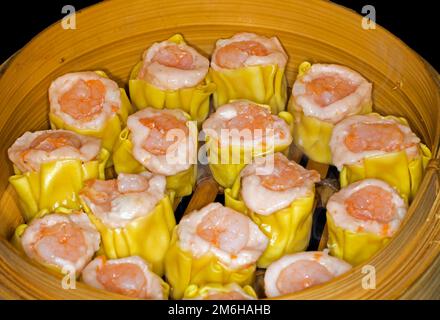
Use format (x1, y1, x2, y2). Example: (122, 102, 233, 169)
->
(82, 256, 168, 299)
(292, 64, 372, 124)
(288, 62, 372, 164)
(125, 108, 197, 176)
(327, 179, 407, 236)
(326, 179, 407, 265)
(138, 38, 209, 91)
(49, 72, 123, 131)
(211, 32, 287, 70)
(264, 251, 351, 297)
(225, 152, 320, 267)
(8, 130, 101, 173)
(330, 114, 420, 170)
(208, 32, 288, 114)
(21, 212, 100, 274)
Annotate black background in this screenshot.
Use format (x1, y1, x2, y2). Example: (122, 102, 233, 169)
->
(0, 0, 438, 70)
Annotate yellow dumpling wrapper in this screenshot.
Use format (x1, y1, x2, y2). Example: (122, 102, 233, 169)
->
(207, 64, 287, 114)
(112, 128, 197, 197)
(288, 62, 372, 164)
(326, 213, 390, 266)
(206, 111, 293, 189)
(129, 34, 216, 124)
(49, 71, 134, 155)
(164, 230, 256, 300)
(9, 149, 109, 222)
(225, 176, 315, 268)
(339, 115, 432, 202)
(81, 193, 176, 277)
(183, 283, 257, 299)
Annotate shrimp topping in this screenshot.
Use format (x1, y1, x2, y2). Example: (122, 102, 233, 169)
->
(82, 256, 166, 299)
(96, 262, 148, 298)
(151, 45, 194, 70)
(276, 260, 334, 294)
(140, 114, 189, 155)
(8, 130, 101, 173)
(34, 222, 87, 263)
(178, 203, 268, 269)
(29, 131, 82, 152)
(306, 75, 357, 107)
(264, 252, 352, 297)
(225, 102, 273, 132)
(80, 173, 165, 228)
(215, 41, 269, 69)
(240, 153, 320, 215)
(344, 122, 405, 153)
(59, 79, 106, 121)
(345, 186, 395, 223)
(21, 212, 100, 273)
(326, 179, 407, 236)
(259, 153, 320, 191)
(196, 207, 250, 255)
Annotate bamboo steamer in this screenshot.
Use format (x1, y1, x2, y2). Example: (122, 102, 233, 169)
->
(0, 0, 438, 299)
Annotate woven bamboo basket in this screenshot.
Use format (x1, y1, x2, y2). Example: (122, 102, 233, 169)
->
(0, 0, 438, 300)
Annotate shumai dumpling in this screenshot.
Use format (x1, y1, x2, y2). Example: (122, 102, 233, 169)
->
(8, 130, 108, 221)
(165, 202, 268, 299)
(326, 178, 407, 265)
(209, 32, 288, 113)
(289, 62, 372, 164)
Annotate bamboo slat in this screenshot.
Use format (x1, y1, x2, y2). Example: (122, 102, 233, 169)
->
(0, 0, 438, 299)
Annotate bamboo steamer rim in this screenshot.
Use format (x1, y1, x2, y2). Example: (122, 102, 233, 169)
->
(0, 0, 439, 299)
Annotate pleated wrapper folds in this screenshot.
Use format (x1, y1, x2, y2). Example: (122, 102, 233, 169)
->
(80, 192, 176, 276)
(112, 115, 197, 197)
(288, 62, 373, 164)
(339, 115, 432, 202)
(183, 283, 257, 299)
(225, 176, 315, 268)
(9, 148, 109, 222)
(164, 230, 256, 300)
(129, 34, 216, 124)
(207, 63, 287, 114)
(326, 213, 390, 266)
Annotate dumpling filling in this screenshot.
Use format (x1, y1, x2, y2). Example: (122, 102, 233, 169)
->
(127, 108, 197, 176)
(82, 256, 166, 299)
(240, 153, 320, 215)
(21, 212, 100, 274)
(178, 203, 268, 270)
(202, 100, 292, 149)
(211, 33, 288, 70)
(8, 130, 101, 173)
(49, 72, 121, 130)
(292, 64, 372, 123)
(80, 172, 166, 228)
(264, 251, 351, 297)
(138, 40, 209, 90)
(330, 114, 420, 170)
(326, 179, 407, 236)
